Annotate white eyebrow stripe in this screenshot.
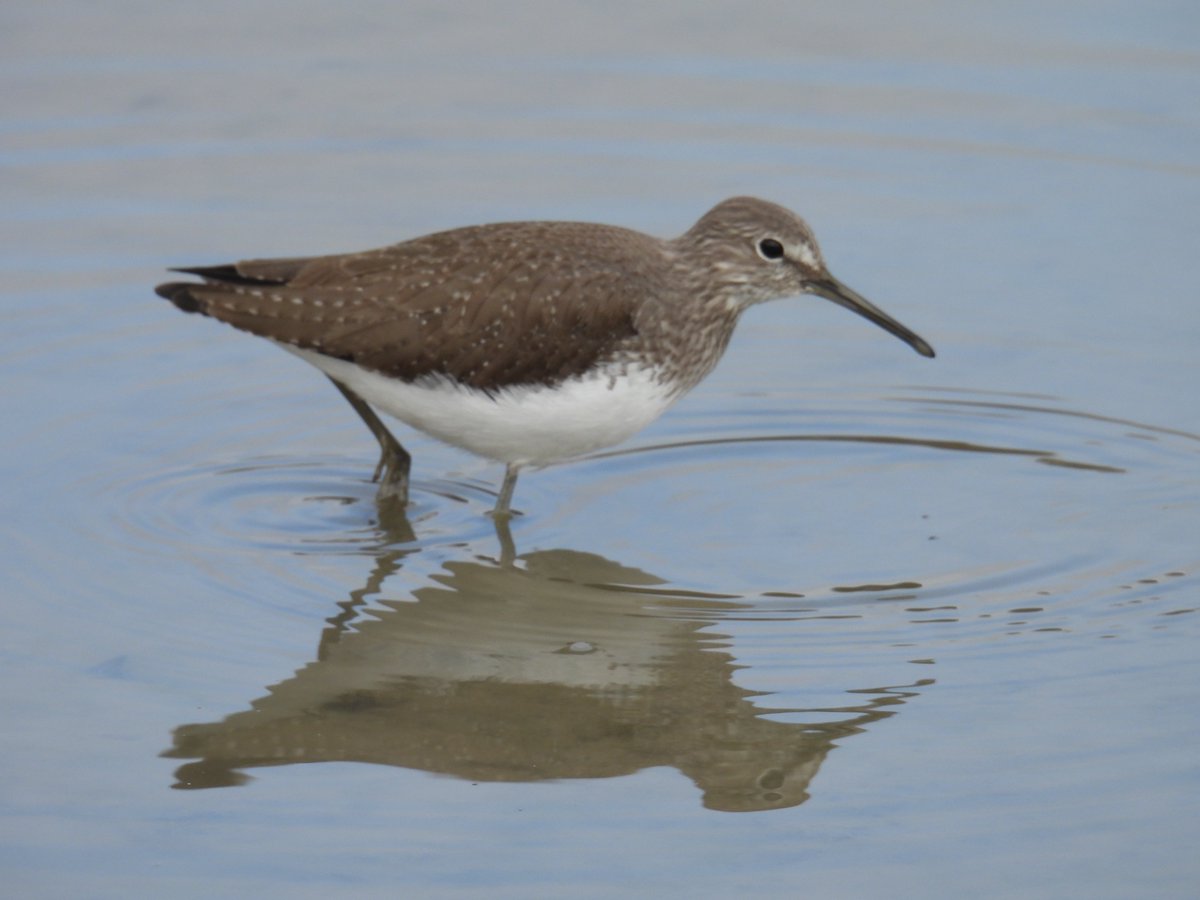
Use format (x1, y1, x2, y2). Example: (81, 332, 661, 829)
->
(795, 243, 819, 268)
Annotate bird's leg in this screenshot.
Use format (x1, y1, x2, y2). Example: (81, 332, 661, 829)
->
(492, 463, 521, 519)
(491, 512, 517, 567)
(325, 376, 411, 505)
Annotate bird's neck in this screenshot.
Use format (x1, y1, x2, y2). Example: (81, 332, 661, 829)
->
(633, 256, 745, 395)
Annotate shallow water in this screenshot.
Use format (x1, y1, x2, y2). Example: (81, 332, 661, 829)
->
(3, 2, 1199, 897)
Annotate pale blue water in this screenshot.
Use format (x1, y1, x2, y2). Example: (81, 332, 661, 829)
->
(3, 2, 1199, 897)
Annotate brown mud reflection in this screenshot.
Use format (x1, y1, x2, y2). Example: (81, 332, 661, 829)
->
(164, 512, 930, 812)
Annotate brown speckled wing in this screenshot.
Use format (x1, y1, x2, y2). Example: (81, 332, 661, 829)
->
(158, 221, 661, 392)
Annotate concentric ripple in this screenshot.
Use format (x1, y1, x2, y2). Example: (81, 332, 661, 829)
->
(90, 383, 1198, 656)
(554, 386, 1200, 647)
(97, 453, 509, 557)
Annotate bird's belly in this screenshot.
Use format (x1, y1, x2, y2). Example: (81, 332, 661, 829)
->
(282, 346, 679, 466)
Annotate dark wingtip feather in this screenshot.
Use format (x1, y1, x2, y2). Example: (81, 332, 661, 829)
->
(170, 264, 248, 283)
(171, 262, 303, 286)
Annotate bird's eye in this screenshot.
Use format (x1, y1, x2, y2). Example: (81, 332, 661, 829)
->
(757, 238, 785, 261)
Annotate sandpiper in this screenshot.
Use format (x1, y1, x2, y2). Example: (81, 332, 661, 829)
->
(157, 197, 934, 515)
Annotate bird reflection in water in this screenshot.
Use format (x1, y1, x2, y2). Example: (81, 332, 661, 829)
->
(163, 508, 930, 812)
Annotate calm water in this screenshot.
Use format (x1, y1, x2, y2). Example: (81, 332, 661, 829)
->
(3, 2, 1199, 897)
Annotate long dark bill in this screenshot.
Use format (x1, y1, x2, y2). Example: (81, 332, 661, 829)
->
(807, 276, 935, 358)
